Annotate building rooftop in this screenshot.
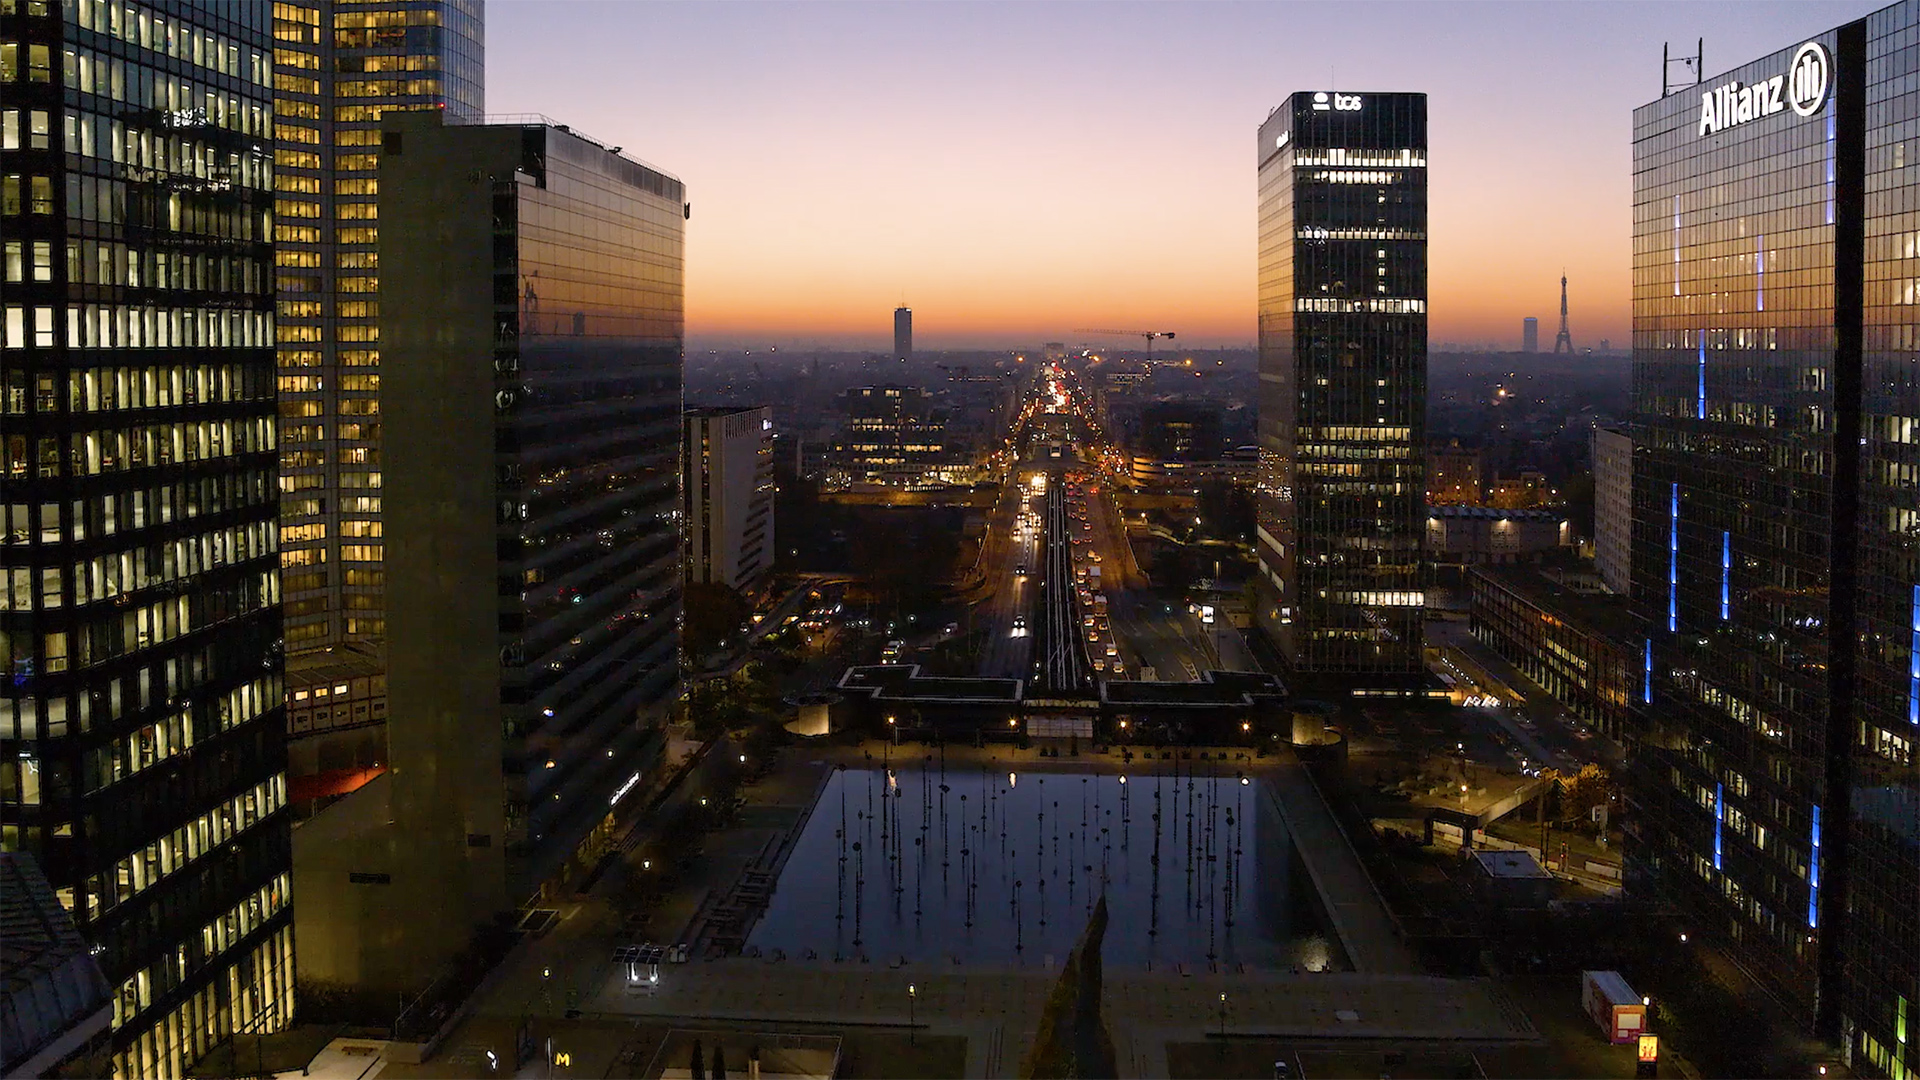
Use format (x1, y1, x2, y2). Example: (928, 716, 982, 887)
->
(1101, 670, 1286, 707)
(1428, 505, 1564, 522)
(686, 404, 769, 418)
(1470, 849, 1552, 880)
(1469, 563, 1639, 646)
(1, 852, 112, 1077)
(287, 642, 384, 690)
(838, 665, 1023, 704)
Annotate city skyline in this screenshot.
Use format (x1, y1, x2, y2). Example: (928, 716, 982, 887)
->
(488, 0, 1869, 349)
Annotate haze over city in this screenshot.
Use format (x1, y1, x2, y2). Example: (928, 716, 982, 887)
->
(489, 0, 1861, 349)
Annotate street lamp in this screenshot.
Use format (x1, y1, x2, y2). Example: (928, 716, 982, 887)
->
(1219, 992, 1228, 1040)
(908, 983, 917, 1043)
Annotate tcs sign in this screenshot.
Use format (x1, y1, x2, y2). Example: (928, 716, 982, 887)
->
(1312, 92, 1363, 112)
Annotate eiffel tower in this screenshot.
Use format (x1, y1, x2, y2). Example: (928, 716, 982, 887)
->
(1552, 273, 1574, 354)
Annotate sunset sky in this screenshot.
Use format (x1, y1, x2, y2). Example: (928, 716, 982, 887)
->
(489, 1, 1870, 350)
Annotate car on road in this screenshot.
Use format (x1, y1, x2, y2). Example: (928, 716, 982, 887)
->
(1015, 564, 1028, 576)
(1012, 615, 1026, 630)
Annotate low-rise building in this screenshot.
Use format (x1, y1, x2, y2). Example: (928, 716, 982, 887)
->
(685, 406, 775, 595)
(1427, 440, 1483, 506)
(827, 385, 982, 488)
(1427, 506, 1569, 566)
(1468, 565, 1636, 741)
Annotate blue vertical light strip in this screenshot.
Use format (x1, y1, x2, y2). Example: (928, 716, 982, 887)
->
(1673, 195, 1682, 297)
(1713, 783, 1724, 870)
(1756, 234, 1765, 312)
(1825, 114, 1836, 225)
(1669, 483, 1680, 632)
(1643, 639, 1654, 704)
(1721, 531, 1732, 621)
(1697, 335, 1708, 419)
(1909, 584, 1919, 726)
(1808, 805, 1822, 929)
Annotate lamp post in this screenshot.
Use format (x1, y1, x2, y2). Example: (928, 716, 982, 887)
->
(908, 983, 917, 1043)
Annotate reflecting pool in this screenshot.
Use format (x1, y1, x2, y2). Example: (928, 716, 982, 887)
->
(746, 762, 1345, 970)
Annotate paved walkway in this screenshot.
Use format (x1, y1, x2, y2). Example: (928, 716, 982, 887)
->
(1264, 761, 1419, 975)
(581, 962, 1533, 1078)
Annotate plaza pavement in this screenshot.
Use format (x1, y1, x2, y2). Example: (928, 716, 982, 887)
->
(580, 961, 1536, 1079)
(392, 740, 1538, 1079)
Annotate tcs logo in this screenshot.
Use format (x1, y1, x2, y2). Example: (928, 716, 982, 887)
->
(1311, 92, 1363, 112)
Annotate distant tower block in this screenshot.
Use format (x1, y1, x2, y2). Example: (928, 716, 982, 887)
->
(1553, 274, 1574, 354)
(894, 306, 913, 363)
(1522, 317, 1539, 353)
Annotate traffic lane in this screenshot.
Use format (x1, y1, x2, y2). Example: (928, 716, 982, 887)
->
(1425, 620, 1611, 769)
(1108, 593, 1205, 680)
(980, 509, 1036, 678)
(970, 477, 1038, 678)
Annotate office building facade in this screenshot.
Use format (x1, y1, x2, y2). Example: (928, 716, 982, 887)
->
(1138, 400, 1223, 461)
(1523, 316, 1539, 353)
(1591, 426, 1632, 595)
(271, 0, 482, 653)
(1628, 9, 1918, 1075)
(1470, 566, 1636, 742)
(894, 304, 911, 363)
(1254, 91, 1428, 675)
(1, 1, 293, 1075)
(291, 113, 685, 990)
(828, 384, 961, 488)
(685, 406, 774, 595)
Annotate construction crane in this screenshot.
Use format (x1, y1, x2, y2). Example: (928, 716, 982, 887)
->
(1073, 329, 1177, 363)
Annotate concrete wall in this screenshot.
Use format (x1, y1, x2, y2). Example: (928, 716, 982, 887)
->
(296, 114, 523, 992)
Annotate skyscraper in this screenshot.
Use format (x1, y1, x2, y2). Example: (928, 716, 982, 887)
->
(271, 0, 483, 653)
(1628, 9, 1918, 1076)
(1522, 316, 1539, 353)
(1254, 91, 1428, 676)
(292, 112, 686, 990)
(1, 2, 294, 1075)
(894, 304, 912, 363)
(1590, 426, 1632, 596)
(685, 406, 775, 595)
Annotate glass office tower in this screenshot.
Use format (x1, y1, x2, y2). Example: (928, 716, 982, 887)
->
(1254, 91, 1427, 676)
(291, 112, 685, 990)
(1, 1, 292, 1076)
(1628, 7, 1918, 1075)
(271, 0, 482, 652)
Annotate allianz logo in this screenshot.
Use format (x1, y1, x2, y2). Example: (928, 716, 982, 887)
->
(1698, 41, 1829, 136)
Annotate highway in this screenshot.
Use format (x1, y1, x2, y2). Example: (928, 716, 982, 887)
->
(1036, 481, 1092, 693)
(976, 480, 1039, 679)
(962, 359, 1250, 690)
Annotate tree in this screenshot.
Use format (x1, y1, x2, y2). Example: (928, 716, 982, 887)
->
(1561, 763, 1615, 831)
(684, 582, 752, 659)
(690, 1039, 705, 1080)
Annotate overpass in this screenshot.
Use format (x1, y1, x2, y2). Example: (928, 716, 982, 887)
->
(1037, 482, 1092, 695)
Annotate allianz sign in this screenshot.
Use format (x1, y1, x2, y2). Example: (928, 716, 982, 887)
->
(1698, 41, 1830, 136)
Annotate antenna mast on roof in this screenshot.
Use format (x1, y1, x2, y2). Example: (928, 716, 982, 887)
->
(1662, 38, 1704, 97)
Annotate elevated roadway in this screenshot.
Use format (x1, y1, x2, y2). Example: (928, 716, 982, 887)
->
(1037, 482, 1093, 695)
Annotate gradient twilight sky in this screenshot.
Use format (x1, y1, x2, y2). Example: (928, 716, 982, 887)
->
(488, 1, 1872, 350)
